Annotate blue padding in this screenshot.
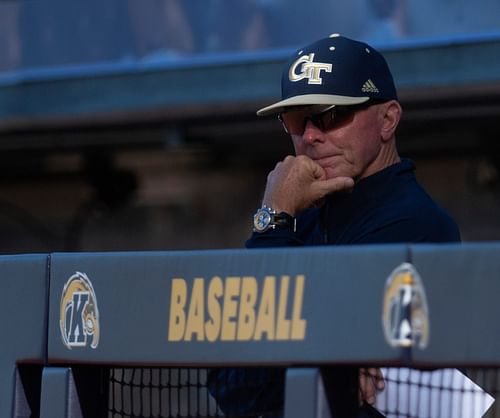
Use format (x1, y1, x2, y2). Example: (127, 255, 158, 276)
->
(48, 246, 408, 366)
(0, 254, 48, 418)
(410, 242, 500, 365)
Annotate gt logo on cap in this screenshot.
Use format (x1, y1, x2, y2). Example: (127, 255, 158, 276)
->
(288, 53, 332, 85)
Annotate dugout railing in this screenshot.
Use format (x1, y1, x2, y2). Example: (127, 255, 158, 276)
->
(1, 244, 500, 418)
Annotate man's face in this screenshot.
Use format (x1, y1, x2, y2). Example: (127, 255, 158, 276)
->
(286, 102, 388, 181)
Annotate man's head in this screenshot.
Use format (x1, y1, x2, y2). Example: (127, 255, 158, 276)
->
(258, 34, 402, 181)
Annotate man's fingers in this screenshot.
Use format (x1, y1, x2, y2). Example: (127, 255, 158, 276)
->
(359, 372, 376, 405)
(308, 158, 327, 180)
(368, 367, 385, 391)
(364, 367, 385, 391)
(359, 368, 385, 406)
(263, 156, 353, 214)
(311, 176, 355, 198)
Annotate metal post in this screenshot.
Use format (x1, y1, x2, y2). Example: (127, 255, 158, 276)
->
(40, 367, 83, 418)
(284, 368, 332, 418)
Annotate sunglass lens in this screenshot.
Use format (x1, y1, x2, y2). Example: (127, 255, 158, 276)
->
(281, 110, 308, 135)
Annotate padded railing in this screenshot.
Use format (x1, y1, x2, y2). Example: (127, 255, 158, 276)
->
(2, 243, 500, 417)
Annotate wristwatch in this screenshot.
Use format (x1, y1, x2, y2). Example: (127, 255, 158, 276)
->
(253, 206, 296, 233)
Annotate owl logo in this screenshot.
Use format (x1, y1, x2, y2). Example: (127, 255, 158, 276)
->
(382, 263, 429, 349)
(60, 272, 100, 349)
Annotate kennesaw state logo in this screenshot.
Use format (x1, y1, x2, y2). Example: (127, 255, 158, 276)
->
(382, 263, 429, 349)
(60, 272, 100, 349)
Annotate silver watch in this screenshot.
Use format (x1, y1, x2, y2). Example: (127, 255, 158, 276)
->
(253, 206, 295, 233)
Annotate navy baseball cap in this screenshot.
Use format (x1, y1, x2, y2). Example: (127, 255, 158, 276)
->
(257, 34, 398, 116)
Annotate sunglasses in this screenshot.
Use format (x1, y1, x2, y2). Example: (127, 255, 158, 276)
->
(278, 102, 374, 136)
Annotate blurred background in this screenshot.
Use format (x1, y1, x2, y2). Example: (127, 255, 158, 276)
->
(1, 0, 500, 253)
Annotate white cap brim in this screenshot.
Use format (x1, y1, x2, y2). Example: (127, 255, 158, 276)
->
(256, 94, 370, 116)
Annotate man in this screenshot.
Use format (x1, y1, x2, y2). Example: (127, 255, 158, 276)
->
(249, 33, 459, 246)
(209, 34, 460, 418)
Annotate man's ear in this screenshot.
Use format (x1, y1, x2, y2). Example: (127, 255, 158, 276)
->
(380, 100, 402, 142)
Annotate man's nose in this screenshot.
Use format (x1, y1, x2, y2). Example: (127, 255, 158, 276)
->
(301, 119, 324, 145)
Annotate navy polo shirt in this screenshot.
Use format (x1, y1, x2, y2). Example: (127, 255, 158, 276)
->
(247, 159, 460, 248)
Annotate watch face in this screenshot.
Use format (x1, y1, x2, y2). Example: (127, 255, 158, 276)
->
(254, 208, 272, 232)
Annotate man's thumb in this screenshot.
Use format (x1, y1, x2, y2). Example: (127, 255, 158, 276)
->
(312, 176, 354, 197)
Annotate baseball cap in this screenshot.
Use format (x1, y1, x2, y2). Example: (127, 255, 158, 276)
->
(257, 34, 398, 116)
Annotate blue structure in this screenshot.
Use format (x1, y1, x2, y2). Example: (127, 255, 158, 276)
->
(1, 1, 500, 128)
(1, 243, 500, 417)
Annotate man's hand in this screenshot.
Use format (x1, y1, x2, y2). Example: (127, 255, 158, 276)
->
(359, 367, 385, 406)
(261, 155, 354, 215)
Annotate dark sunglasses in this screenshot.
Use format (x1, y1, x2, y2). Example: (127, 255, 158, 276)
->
(278, 101, 375, 135)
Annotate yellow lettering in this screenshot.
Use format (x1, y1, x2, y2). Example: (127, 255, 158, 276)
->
(168, 278, 187, 341)
(254, 276, 276, 340)
(205, 276, 223, 342)
(237, 276, 257, 341)
(291, 275, 306, 340)
(276, 275, 291, 340)
(168, 273, 306, 343)
(221, 277, 241, 341)
(184, 278, 205, 341)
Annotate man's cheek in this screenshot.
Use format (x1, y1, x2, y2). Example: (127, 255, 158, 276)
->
(291, 137, 304, 154)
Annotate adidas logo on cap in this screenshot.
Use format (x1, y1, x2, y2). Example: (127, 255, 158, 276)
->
(362, 79, 379, 93)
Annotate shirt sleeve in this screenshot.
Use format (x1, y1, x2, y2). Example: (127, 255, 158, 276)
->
(245, 229, 305, 248)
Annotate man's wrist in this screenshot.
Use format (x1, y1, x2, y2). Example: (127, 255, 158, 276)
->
(261, 194, 297, 216)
